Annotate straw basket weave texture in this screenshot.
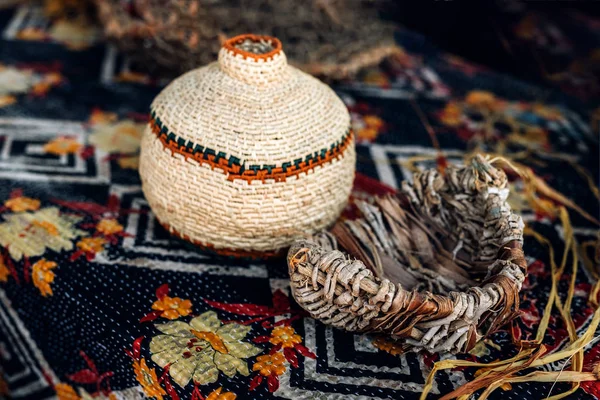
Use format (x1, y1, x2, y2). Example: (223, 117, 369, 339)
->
(139, 34, 356, 256)
(287, 156, 526, 353)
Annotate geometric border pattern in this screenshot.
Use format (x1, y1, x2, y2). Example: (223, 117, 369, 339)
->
(0, 117, 110, 184)
(0, 289, 57, 400)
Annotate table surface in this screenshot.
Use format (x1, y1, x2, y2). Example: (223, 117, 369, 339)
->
(0, 2, 598, 400)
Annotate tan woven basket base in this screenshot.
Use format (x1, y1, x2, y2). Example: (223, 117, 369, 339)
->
(139, 127, 356, 252)
(156, 220, 284, 259)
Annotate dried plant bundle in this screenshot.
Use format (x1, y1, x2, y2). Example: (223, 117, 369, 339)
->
(288, 155, 526, 353)
(94, 0, 400, 79)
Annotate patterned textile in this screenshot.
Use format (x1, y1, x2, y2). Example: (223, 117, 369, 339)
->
(0, 2, 598, 400)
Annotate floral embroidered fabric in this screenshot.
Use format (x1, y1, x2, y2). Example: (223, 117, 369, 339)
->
(0, 2, 598, 400)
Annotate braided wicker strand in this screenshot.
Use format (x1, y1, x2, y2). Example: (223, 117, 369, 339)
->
(288, 156, 526, 353)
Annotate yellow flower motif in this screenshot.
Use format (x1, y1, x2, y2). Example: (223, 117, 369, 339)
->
(372, 336, 404, 356)
(362, 70, 389, 87)
(363, 115, 384, 130)
(43, 137, 82, 155)
(44, 0, 68, 18)
(48, 20, 98, 51)
(55, 383, 80, 400)
(439, 102, 463, 127)
(0, 65, 34, 95)
(44, 0, 89, 20)
(356, 115, 385, 141)
(96, 218, 123, 235)
(0, 95, 16, 108)
(507, 126, 549, 149)
(89, 109, 118, 125)
(465, 90, 497, 109)
(0, 256, 10, 282)
(5, 196, 40, 212)
(116, 71, 151, 84)
(206, 387, 237, 400)
(16, 27, 47, 41)
(151, 296, 193, 320)
(531, 103, 563, 121)
(32, 259, 57, 297)
(252, 352, 286, 377)
(117, 155, 140, 170)
(89, 120, 144, 154)
(357, 127, 379, 141)
(44, 72, 63, 85)
(32, 220, 59, 236)
(31, 72, 64, 97)
(269, 325, 302, 348)
(0, 207, 83, 260)
(133, 358, 166, 400)
(77, 237, 106, 253)
(523, 126, 548, 142)
(191, 330, 228, 353)
(150, 311, 262, 386)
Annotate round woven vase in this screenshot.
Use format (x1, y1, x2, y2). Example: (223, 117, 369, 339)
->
(139, 34, 356, 257)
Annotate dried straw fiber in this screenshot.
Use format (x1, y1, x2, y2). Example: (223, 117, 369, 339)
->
(94, 0, 400, 79)
(139, 34, 356, 256)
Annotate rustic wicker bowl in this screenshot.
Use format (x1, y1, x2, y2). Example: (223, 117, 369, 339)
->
(287, 155, 527, 353)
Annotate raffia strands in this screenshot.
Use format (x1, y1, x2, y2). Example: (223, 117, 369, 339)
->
(139, 34, 356, 254)
(358, 151, 599, 397)
(421, 306, 600, 400)
(93, 0, 400, 79)
(580, 234, 600, 306)
(490, 156, 600, 226)
(288, 155, 526, 353)
(523, 227, 559, 343)
(419, 207, 600, 400)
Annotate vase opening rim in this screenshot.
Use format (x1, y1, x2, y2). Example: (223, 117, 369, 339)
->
(222, 34, 283, 60)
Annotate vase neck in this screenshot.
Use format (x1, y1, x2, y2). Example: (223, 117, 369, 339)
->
(218, 34, 289, 86)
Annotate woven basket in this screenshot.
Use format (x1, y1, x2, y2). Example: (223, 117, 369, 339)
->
(93, 0, 401, 79)
(139, 34, 356, 257)
(287, 155, 526, 353)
